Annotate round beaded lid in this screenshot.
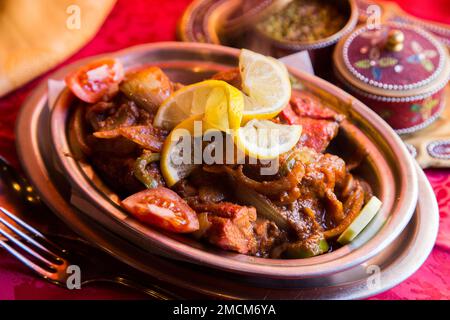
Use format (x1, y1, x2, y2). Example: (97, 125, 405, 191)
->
(334, 22, 450, 98)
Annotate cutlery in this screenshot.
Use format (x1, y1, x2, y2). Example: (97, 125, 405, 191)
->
(0, 205, 182, 299)
(0, 156, 181, 299)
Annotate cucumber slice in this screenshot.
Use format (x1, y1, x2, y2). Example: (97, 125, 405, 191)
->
(337, 196, 382, 245)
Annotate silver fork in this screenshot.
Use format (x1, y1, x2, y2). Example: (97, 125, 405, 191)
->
(0, 206, 180, 299)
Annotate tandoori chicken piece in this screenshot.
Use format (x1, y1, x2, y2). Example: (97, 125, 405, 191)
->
(188, 198, 258, 254)
(280, 92, 344, 153)
(119, 66, 173, 113)
(211, 68, 242, 89)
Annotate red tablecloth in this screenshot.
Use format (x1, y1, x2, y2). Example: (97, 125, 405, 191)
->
(0, 0, 449, 300)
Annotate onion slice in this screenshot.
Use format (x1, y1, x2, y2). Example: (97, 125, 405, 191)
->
(234, 182, 291, 231)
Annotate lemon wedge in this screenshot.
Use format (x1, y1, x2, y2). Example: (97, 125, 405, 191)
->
(239, 49, 291, 121)
(153, 80, 243, 131)
(203, 84, 244, 132)
(154, 49, 291, 130)
(160, 114, 204, 187)
(235, 119, 302, 159)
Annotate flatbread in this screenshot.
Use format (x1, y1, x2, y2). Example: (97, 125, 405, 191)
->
(0, 0, 116, 97)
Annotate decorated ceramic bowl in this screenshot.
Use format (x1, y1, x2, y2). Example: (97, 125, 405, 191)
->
(333, 22, 450, 134)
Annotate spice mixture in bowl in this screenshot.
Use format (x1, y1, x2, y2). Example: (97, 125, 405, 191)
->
(256, 0, 347, 43)
(252, 0, 358, 78)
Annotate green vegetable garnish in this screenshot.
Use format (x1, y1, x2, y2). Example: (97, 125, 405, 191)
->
(285, 238, 329, 259)
(134, 152, 160, 189)
(337, 196, 382, 245)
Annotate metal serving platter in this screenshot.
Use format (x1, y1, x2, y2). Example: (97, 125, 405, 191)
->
(15, 78, 438, 298)
(15, 42, 438, 298)
(43, 42, 419, 280)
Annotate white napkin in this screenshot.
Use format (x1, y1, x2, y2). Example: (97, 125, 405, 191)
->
(279, 51, 314, 75)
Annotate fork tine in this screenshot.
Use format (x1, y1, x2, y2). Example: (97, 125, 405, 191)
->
(0, 239, 54, 279)
(0, 207, 66, 254)
(0, 222, 56, 269)
(0, 209, 62, 262)
(0, 206, 46, 237)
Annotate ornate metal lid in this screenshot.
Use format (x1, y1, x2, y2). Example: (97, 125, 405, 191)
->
(334, 22, 449, 96)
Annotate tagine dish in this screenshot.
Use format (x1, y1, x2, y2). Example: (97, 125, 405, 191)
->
(65, 49, 382, 260)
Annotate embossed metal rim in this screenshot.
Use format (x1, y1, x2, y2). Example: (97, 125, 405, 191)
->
(34, 42, 418, 279)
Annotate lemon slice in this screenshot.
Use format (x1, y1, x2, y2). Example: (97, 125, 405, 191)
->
(203, 84, 243, 132)
(337, 196, 383, 245)
(239, 49, 291, 121)
(154, 50, 291, 129)
(160, 114, 204, 187)
(235, 119, 302, 159)
(153, 80, 243, 130)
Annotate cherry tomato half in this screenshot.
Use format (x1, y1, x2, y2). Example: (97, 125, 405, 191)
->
(65, 58, 124, 103)
(122, 187, 199, 233)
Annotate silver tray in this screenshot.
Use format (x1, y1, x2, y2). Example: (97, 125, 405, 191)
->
(15, 43, 439, 298)
(15, 89, 439, 298)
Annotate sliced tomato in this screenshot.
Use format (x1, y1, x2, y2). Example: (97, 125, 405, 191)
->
(65, 58, 124, 103)
(122, 187, 199, 233)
